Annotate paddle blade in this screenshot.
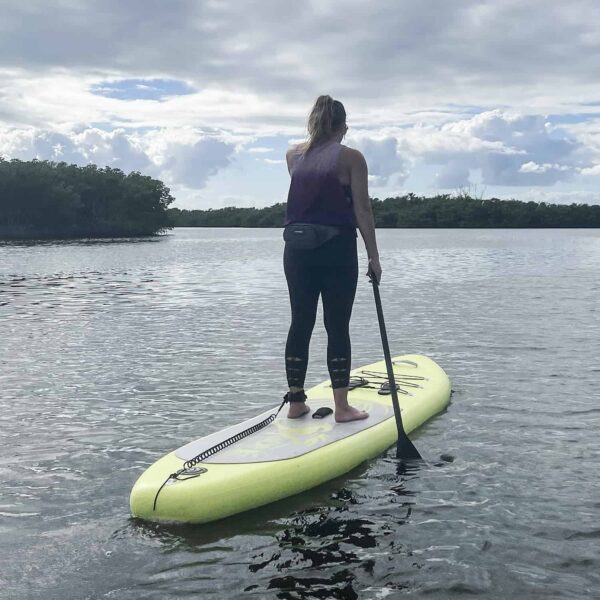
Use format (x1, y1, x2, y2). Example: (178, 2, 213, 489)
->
(396, 432, 422, 461)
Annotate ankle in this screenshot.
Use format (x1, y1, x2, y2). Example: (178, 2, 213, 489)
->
(333, 387, 349, 406)
(285, 389, 307, 403)
(334, 398, 349, 410)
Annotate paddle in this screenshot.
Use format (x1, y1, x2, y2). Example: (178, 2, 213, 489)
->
(368, 268, 422, 460)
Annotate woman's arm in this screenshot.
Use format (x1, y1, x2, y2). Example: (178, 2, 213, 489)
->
(349, 148, 382, 281)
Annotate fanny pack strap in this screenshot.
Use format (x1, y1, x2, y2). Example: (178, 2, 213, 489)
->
(283, 223, 341, 249)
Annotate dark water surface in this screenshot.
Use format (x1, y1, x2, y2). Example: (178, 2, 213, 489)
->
(1, 228, 599, 599)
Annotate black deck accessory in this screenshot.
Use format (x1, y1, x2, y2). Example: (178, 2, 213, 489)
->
(312, 407, 334, 419)
(378, 380, 400, 395)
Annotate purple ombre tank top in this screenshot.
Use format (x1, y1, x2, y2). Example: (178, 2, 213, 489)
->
(284, 140, 357, 232)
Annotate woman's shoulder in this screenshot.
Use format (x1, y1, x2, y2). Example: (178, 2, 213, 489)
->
(339, 144, 366, 167)
(286, 143, 306, 173)
(287, 142, 307, 156)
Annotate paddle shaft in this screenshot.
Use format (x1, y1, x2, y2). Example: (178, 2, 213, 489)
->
(369, 272, 422, 460)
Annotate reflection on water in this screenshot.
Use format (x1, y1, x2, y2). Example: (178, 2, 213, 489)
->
(0, 235, 163, 248)
(124, 458, 425, 600)
(1, 228, 600, 599)
(249, 461, 423, 600)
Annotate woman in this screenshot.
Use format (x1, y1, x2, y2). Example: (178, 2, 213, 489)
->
(283, 95, 382, 422)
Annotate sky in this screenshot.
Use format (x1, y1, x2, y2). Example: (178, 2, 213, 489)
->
(1, 0, 600, 209)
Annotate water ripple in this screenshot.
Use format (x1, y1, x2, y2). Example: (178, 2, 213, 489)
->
(1, 228, 599, 599)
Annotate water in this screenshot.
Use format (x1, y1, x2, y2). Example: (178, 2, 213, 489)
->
(1, 228, 599, 599)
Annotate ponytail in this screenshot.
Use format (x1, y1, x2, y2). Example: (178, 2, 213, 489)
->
(300, 95, 346, 155)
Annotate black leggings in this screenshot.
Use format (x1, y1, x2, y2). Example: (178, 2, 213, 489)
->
(284, 232, 358, 393)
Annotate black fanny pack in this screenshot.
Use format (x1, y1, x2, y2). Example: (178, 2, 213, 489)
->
(283, 223, 342, 250)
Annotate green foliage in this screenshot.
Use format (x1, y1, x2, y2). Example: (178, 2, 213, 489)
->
(3, 158, 598, 239)
(169, 193, 600, 228)
(168, 203, 287, 228)
(0, 158, 174, 239)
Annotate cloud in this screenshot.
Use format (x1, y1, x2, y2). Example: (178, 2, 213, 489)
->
(405, 110, 589, 187)
(2, 0, 600, 118)
(0, 127, 152, 172)
(1, 108, 594, 195)
(0, 126, 237, 189)
(161, 137, 237, 188)
(435, 161, 471, 188)
(76, 129, 152, 172)
(519, 162, 571, 174)
(580, 164, 600, 176)
(350, 136, 409, 187)
(247, 147, 274, 154)
(327, 110, 594, 189)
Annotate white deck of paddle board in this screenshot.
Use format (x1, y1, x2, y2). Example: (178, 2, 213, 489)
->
(175, 397, 395, 464)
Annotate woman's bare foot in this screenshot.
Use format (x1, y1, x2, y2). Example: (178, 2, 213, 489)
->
(333, 386, 368, 423)
(335, 405, 369, 423)
(287, 402, 310, 419)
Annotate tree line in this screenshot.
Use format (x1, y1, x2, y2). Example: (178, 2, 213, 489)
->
(0, 158, 174, 239)
(2, 158, 599, 239)
(170, 193, 600, 228)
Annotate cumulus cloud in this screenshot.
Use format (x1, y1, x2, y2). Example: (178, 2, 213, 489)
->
(435, 161, 471, 188)
(0, 126, 237, 190)
(404, 110, 589, 187)
(328, 110, 593, 190)
(159, 137, 236, 188)
(580, 164, 600, 176)
(76, 129, 152, 172)
(0, 127, 152, 172)
(350, 136, 409, 187)
(247, 147, 274, 154)
(519, 162, 570, 174)
(1, 108, 594, 195)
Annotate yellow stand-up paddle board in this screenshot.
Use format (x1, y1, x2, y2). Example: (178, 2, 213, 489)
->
(130, 354, 451, 524)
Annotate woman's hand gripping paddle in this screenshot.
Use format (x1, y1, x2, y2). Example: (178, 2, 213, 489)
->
(368, 267, 422, 461)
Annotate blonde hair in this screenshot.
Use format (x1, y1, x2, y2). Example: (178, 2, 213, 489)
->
(299, 95, 346, 155)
